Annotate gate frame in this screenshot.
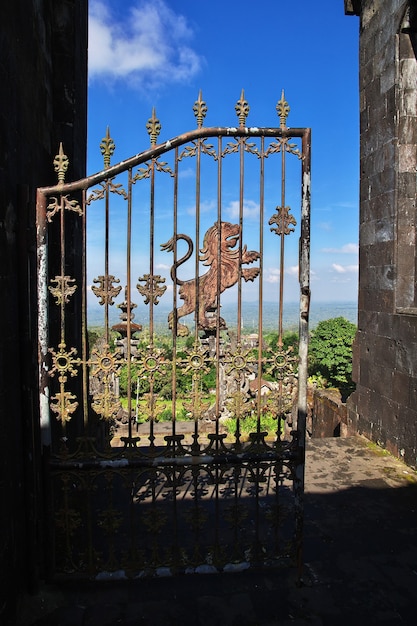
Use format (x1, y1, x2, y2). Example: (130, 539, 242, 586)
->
(36, 107, 311, 578)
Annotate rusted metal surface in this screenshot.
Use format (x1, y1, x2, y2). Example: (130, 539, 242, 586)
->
(36, 91, 311, 579)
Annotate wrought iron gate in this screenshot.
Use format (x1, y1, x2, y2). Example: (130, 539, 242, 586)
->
(37, 91, 311, 580)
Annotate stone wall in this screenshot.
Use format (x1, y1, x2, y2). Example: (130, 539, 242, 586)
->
(312, 389, 348, 439)
(0, 1, 87, 623)
(345, 1, 417, 467)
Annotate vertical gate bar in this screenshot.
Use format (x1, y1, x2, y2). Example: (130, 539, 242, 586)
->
(215, 135, 223, 436)
(81, 189, 89, 430)
(126, 168, 133, 440)
(149, 159, 155, 341)
(36, 189, 51, 446)
(104, 178, 110, 344)
(59, 195, 68, 440)
(193, 136, 202, 448)
(278, 136, 287, 346)
(172, 148, 179, 442)
(149, 158, 156, 446)
(295, 127, 311, 576)
(59, 195, 66, 346)
(194, 137, 202, 335)
(257, 136, 265, 432)
(236, 136, 244, 345)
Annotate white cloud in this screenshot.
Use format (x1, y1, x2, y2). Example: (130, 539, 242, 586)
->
(331, 263, 358, 274)
(186, 199, 216, 216)
(265, 266, 298, 283)
(265, 268, 280, 284)
(286, 265, 299, 277)
(322, 243, 359, 254)
(88, 0, 202, 86)
(226, 199, 260, 220)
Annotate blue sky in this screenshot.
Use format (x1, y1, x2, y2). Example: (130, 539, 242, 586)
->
(87, 0, 359, 306)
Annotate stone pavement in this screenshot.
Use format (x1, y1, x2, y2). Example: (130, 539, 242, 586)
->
(17, 436, 417, 626)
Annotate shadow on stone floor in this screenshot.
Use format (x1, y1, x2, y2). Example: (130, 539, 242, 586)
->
(16, 437, 417, 626)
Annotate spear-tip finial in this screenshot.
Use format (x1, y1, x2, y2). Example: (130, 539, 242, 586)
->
(276, 90, 290, 129)
(146, 108, 161, 146)
(235, 89, 250, 127)
(193, 90, 208, 128)
(100, 126, 115, 169)
(53, 143, 69, 185)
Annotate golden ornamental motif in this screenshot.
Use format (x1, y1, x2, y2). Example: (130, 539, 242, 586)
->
(137, 274, 167, 305)
(265, 384, 294, 417)
(269, 205, 297, 236)
(224, 344, 255, 376)
(92, 275, 122, 306)
(146, 108, 161, 146)
(89, 344, 122, 379)
(100, 127, 116, 168)
(48, 275, 77, 305)
(141, 351, 166, 376)
(263, 138, 303, 159)
(53, 143, 69, 184)
(132, 162, 152, 182)
(50, 389, 78, 423)
(193, 90, 207, 128)
(276, 90, 290, 128)
(87, 179, 128, 203)
(235, 89, 250, 127)
(46, 195, 83, 222)
(222, 138, 259, 158)
(137, 392, 163, 422)
(226, 389, 252, 421)
(183, 391, 210, 421)
(178, 343, 210, 376)
(49, 343, 81, 383)
(264, 346, 298, 381)
(178, 140, 217, 161)
(91, 385, 121, 421)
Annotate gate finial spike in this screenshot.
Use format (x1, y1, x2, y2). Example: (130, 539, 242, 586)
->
(53, 143, 69, 185)
(100, 126, 115, 169)
(235, 89, 249, 127)
(193, 90, 207, 128)
(276, 90, 290, 129)
(146, 108, 161, 146)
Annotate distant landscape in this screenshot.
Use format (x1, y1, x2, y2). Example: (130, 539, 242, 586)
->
(87, 300, 357, 333)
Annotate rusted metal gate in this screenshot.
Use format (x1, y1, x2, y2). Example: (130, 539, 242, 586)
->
(37, 91, 311, 580)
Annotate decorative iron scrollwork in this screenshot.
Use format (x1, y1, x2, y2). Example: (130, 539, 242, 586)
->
(48, 275, 77, 305)
(92, 275, 122, 306)
(46, 195, 83, 222)
(137, 273, 166, 305)
(269, 205, 297, 236)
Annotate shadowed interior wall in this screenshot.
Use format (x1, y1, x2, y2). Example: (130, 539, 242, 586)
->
(0, 1, 87, 622)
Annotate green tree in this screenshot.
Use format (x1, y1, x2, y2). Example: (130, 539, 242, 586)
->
(308, 317, 356, 399)
(266, 330, 299, 352)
